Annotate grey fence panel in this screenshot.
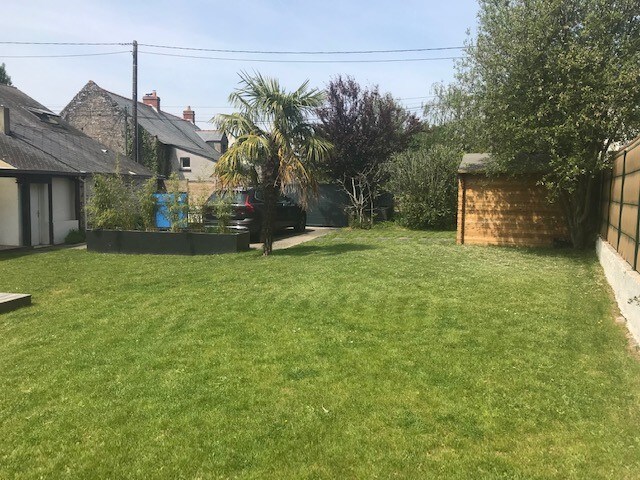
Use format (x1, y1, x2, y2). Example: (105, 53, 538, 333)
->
(292, 183, 394, 228)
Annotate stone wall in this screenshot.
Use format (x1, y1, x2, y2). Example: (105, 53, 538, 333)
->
(61, 81, 129, 157)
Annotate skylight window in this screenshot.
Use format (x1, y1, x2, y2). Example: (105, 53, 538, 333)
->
(26, 106, 61, 125)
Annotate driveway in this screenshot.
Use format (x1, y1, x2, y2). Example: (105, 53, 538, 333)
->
(250, 227, 336, 251)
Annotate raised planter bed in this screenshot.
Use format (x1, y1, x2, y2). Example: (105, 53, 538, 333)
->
(86, 230, 250, 255)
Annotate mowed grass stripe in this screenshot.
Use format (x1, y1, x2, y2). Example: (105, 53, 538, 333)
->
(0, 227, 639, 479)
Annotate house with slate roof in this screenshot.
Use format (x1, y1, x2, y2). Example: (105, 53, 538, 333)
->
(196, 129, 229, 155)
(0, 84, 152, 248)
(61, 81, 220, 180)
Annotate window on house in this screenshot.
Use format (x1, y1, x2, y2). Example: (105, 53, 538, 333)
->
(179, 157, 191, 171)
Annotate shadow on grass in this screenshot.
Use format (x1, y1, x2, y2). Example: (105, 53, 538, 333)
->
(0, 244, 83, 262)
(273, 242, 376, 257)
(474, 243, 598, 267)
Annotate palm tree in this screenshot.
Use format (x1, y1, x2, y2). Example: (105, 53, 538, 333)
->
(215, 72, 332, 255)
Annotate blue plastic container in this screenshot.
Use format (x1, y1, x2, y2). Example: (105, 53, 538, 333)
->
(154, 193, 187, 229)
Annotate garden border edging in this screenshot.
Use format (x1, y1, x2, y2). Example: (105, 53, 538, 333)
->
(86, 230, 250, 255)
(596, 236, 640, 345)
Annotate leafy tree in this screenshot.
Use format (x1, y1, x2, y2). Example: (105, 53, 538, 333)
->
(0, 63, 11, 86)
(461, 0, 640, 248)
(215, 72, 332, 255)
(421, 81, 487, 154)
(316, 76, 421, 226)
(385, 144, 461, 229)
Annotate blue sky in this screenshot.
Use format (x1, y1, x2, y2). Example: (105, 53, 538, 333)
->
(2, 0, 479, 128)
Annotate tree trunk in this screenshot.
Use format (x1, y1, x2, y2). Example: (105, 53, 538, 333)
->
(261, 158, 278, 256)
(561, 174, 598, 250)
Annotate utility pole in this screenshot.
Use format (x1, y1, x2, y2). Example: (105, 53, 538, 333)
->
(132, 40, 139, 163)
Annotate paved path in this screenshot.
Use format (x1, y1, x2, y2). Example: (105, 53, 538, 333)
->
(250, 227, 337, 251)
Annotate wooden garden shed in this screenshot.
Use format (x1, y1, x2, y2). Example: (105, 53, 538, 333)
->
(456, 153, 569, 247)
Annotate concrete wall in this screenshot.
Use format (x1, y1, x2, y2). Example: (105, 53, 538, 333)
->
(170, 146, 216, 181)
(596, 237, 640, 345)
(52, 177, 79, 244)
(0, 177, 20, 246)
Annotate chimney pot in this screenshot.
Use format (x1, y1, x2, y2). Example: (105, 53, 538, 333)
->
(0, 106, 9, 135)
(142, 90, 161, 111)
(183, 106, 195, 124)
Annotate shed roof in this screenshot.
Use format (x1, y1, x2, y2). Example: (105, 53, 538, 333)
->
(0, 84, 152, 177)
(459, 152, 549, 174)
(458, 153, 492, 173)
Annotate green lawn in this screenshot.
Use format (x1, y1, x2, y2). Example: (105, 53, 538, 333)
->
(1, 227, 639, 479)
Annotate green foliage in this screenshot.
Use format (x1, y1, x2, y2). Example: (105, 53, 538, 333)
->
(86, 160, 157, 231)
(137, 176, 158, 231)
(210, 194, 233, 233)
(460, 0, 640, 247)
(64, 229, 85, 245)
(385, 145, 460, 229)
(422, 81, 487, 154)
(126, 127, 170, 177)
(0, 63, 11, 86)
(85, 172, 138, 230)
(165, 173, 188, 232)
(347, 209, 372, 230)
(316, 76, 421, 224)
(215, 72, 332, 254)
(187, 186, 211, 233)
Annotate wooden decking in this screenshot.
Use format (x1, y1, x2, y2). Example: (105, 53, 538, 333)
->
(0, 293, 31, 313)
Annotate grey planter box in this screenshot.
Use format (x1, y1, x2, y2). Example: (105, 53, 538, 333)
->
(86, 230, 250, 255)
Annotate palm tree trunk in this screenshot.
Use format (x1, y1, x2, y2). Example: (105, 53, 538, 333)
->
(262, 158, 278, 255)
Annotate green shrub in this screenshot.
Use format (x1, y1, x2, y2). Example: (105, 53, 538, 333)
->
(165, 173, 188, 232)
(346, 206, 373, 230)
(211, 194, 233, 233)
(187, 185, 211, 233)
(385, 145, 460, 229)
(137, 176, 158, 231)
(85, 173, 138, 230)
(86, 159, 158, 231)
(64, 229, 86, 244)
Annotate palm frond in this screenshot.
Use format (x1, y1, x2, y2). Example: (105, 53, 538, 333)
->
(218, 72, 333, 207)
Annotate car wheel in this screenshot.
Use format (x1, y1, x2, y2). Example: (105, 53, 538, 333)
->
(294, 213, 306, 233)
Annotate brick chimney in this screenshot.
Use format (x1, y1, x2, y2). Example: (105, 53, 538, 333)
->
(142, 90, 160, 111)
(0, 106, 9, 135)
(183, 106, 195, 124)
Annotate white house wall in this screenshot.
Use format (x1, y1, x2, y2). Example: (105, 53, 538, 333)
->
(170, 147, 216, 181)
(0, 177, 20, 246)
(51, 177, 78, 244)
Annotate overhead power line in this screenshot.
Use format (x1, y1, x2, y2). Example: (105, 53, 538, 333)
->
(138, 43, 464, 55)
(139, 50, 462, 64)
(396, 95, 437, 100)
(0, 40, 465, 56)
(0, 41, 131, 46)
(1, 50, 130, 58)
